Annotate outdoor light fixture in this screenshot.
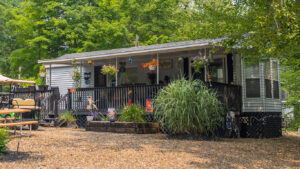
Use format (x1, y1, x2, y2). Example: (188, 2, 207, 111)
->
(84, 72, 91, 85)
(84, 72, 91, 80)
(88, 60, 93, 65)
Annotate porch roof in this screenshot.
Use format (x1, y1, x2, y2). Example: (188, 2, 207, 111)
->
(38, 38, 222, 64)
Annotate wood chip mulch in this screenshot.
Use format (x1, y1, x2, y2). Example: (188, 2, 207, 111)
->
(0, 127, 299, 169)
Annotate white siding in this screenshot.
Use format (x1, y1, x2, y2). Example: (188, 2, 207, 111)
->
(241, 60, 282, 113)
(81, 65, 94, 88)
(46, 66, 74, 95)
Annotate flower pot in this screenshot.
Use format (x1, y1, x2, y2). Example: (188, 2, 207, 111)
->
(86, 116, 94, 121)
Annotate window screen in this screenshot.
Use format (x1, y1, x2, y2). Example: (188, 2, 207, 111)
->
(272, 61, 279, 99)
(265, 79, 272, 98)
(246, 79, 260, 98)
(273, 81, 279, 99)
(245, 64, 260, 98)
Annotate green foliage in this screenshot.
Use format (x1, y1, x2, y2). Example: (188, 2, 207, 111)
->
(72, 59, 81, 88)
(59, 111, 76, 124)
(154, 78, 224, 136)
(192, 56, 209, 73)
(285, 104, 300, 131)
(119, 104, 145, 123)
(0, 0, 298, 104)
(101, 65, 118, 76)
(0, 128, 10, 154)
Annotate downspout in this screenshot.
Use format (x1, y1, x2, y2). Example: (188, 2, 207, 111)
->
(116, 57, 118, 86)
(49, 64, 52, 88)
(156, 53, 159, 85)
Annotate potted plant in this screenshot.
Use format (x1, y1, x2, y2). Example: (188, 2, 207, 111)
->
(101, 65, 118, 87)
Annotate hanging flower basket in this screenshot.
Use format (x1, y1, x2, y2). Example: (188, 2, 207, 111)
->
(192, 55, 208, 73)
(142, 59, 159, 70)
(101, 65, 119, 76)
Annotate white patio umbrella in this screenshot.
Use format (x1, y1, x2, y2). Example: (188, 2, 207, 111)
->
(0, 74, 35, 84)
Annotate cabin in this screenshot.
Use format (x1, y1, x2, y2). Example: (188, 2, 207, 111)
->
(38, 38, 282, 137)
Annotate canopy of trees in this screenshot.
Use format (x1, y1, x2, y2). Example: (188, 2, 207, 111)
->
(0, 0, 299, 103)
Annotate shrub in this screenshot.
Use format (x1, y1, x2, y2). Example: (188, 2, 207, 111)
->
(59, 111, 77, 125)
(0, 128, 9, 154)
(154, 78, 224, 136)
(284, 104, 300, 131)
(119, 104, 145, 122)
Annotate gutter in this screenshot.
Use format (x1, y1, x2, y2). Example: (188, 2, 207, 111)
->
(38, 41, 219, 64)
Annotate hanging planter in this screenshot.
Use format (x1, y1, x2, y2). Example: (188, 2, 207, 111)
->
(101, 65, 119, 87)
(141, 59, 159, 70)
(192, 55, 209, 73)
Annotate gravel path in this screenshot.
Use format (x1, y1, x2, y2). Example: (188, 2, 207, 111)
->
(0, 127, 299, 169)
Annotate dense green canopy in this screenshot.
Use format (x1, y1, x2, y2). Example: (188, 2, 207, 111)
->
(0, 0, 299, 103)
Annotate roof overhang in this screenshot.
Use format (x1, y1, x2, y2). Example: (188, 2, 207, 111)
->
(38, 40, 221, 65)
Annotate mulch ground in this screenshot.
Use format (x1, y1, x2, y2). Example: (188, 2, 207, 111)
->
(0, 127, 299, 169)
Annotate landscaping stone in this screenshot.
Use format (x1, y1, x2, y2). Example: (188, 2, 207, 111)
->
(86, 121, 159, 134)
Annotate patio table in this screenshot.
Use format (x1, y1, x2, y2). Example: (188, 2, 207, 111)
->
(0, 109, 32, 133)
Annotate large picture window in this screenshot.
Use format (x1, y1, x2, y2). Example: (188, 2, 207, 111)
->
(209, 59, 225, 83)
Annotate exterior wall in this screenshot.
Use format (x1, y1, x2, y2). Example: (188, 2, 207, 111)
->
(241, 60, 282, 113)
(46, 65, 74, 96)
(85, 52, 190, 86)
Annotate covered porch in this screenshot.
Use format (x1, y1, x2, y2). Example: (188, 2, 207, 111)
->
(40, 39, 242, 118)
(55, 48, 241, 116)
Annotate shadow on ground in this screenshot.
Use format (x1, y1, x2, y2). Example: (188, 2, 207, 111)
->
(0, 151, 44, 163)
(70, 131, 300, 168)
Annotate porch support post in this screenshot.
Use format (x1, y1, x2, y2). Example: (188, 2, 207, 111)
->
(80, 61, 83, 88)
(116, 57, 118, 86)
(156, 53, 159, 85)
(49, 64, 52, 88)
(204, 48, 207, 82)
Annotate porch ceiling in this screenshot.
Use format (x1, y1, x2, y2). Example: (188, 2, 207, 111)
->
(38, 38, 222, 64)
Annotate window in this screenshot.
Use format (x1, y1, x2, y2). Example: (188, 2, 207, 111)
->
(272, 61, 279, 99)
(245, 64, 260, 98)
(246, 79, 261, 98)
(264, 61, 272, 98)
(209, 59, 225, 83)
(264, 60, 280, 99)
(118, 67, 138, 85)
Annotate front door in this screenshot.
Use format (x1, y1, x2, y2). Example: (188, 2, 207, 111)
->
(94, 66, 107, 110)
(94, 66, 106, 87)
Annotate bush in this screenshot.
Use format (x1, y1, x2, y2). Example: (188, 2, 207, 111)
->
(0, 128, 9, 154)
(284, 104, 300, 131)
(154, 78, 224, 136)
(119, 104, 145, 122)
(59, 111, 76, 124)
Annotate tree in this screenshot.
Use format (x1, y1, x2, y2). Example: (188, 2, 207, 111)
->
(182, 0, 299, 103)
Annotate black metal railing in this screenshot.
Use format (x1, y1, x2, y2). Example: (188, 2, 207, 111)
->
(0, 88, 60, 121)
(67, 83, 241, 115)
(205, 82, 242, 112)
(68, 85, 166, 114)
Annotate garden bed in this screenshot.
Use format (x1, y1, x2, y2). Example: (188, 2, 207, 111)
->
(86, 121, 159, 134)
